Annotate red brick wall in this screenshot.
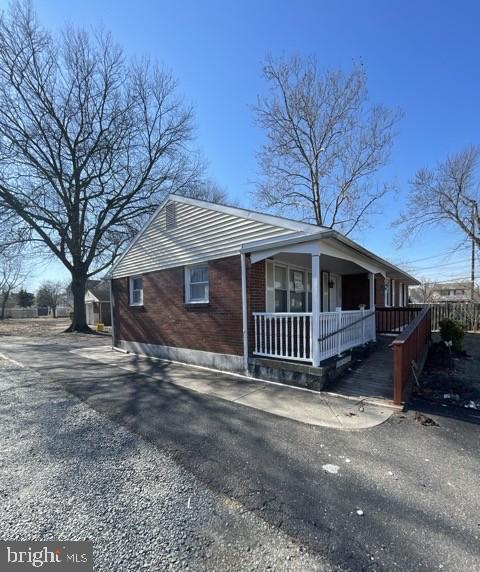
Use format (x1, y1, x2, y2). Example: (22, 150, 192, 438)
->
(113, 255, 244, 356)
(341, 273, 370, 310)
(247, 260, 266, 352)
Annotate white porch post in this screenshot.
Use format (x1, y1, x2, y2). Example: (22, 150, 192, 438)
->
(369, 272, 376, 342)
(311, 254, 321, 367)
(241, 253, 249, 373)
(369, 272, 375, 310)
(109, 279, 115, 350)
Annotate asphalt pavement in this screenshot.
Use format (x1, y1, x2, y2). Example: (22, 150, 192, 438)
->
(0, 333, 478, 571)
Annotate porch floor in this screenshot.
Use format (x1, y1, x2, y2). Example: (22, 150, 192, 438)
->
(325, 335, 394, 401)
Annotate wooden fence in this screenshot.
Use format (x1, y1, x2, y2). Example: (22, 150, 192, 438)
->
(410, 302, 480, 332)
(391, 307, 432, 405)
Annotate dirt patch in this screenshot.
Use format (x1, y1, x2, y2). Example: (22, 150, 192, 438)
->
(414, 334, 480, 411)
(0, 317, 71, 337)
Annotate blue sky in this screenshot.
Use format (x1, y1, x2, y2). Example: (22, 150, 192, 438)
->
(23, 0, 480, 288)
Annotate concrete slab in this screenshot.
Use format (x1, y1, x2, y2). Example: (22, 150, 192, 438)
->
(71, 346, 393, 430)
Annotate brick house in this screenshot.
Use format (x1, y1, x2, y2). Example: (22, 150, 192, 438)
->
(110, 195, 418, 376)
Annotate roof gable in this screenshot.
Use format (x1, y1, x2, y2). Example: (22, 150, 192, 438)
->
(112, 195, 321, 278)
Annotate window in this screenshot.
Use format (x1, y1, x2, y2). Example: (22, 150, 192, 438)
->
(289, 269, 306, 312)
(267, 262, 322, 313)
(185, 264, 209, 303)
(274, 266, 287, 312)
(165, 202, 176, 229)
(440, 289, 451, 296)
(129, 276, 143, 306)
(454, 289, 465, 296)
(385, 279, 391, 306)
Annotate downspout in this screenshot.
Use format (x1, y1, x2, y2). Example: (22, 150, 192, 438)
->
(109, 278, 115, 350)
(241, 253, 249, 374)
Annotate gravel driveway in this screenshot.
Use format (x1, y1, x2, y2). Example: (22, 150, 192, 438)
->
(0, 353, 333, 571)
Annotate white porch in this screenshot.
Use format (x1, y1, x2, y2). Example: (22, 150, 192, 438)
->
(241, 231, 393, 368)
(253, 308, 376, 364)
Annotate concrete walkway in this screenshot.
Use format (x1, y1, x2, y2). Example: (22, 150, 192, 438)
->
(71, 346, 393, 430)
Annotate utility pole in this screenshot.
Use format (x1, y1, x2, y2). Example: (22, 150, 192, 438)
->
(471, 202, 476, 301)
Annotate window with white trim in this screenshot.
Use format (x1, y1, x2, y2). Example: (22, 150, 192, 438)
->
(185, 264, 209, 303)
(274, 265, 288, 312)
(129, 276, 143, 306)
(266, 261, 318, 313)
(385, 278, 391, 306)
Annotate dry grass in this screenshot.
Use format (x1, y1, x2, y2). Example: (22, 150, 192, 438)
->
(0, 317, 71, 337)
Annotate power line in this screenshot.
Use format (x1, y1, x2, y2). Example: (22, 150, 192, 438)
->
(405, 259, 472, 272)
(393, 245, 470, 266)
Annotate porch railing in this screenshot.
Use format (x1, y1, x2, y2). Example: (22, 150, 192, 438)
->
(391, 306, 432, 405)
(376, 306, 422, 334)
(318, 309, 376, 361)
(253, 309, 375, 364)
(253, 312, 312, 362)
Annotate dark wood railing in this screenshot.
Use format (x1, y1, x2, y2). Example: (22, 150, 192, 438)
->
(375, 306, 423, 334)
(391, 307, 432, 405)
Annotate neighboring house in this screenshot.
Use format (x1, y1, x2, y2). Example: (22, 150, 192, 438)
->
(410, 281, 479, 303)
(430, 282, 476, 302)
(85, 280, 111, 326)
(109, 195, 418, 379)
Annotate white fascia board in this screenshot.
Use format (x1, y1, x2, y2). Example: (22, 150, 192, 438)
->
(250, 241, 322, 264)
(317, 240, 385, 276)
(331, 233, 419, 285)
(242, 230, 328, 254)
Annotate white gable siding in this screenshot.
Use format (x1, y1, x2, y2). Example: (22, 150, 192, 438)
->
(112, 201, 299, 278)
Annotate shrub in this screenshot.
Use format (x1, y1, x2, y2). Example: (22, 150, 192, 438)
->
(439, 319, 465, 352)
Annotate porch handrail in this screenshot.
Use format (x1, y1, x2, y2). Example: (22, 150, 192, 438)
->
(391, 306, 431, 405)
(253, 312, 312, 316)
(318, 309, 374, 342)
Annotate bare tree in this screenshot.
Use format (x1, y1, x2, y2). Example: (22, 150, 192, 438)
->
(253, 56, 402, 234)
(36, 280, 67, 318)
(186, 179, 229, 204)
(0, 248, 24, 319)
(409, 279, 438, 304)
(0, 1, 203, 331)
(395, 147, 480, 247)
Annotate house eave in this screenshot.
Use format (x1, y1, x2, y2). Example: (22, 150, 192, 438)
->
(241, 230, 420, 285)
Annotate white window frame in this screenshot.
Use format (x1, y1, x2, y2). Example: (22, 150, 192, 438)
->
(185, 263, 209, 304)
(129, 276, 144, 306)
(385, 278, 391, 307)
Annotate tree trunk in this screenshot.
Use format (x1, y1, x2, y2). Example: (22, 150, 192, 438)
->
(0, 289, 10, 319)
(66, 272, 91, 333)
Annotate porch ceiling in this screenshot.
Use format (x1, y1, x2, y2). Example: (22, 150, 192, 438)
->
(271, 252, 369, 276)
